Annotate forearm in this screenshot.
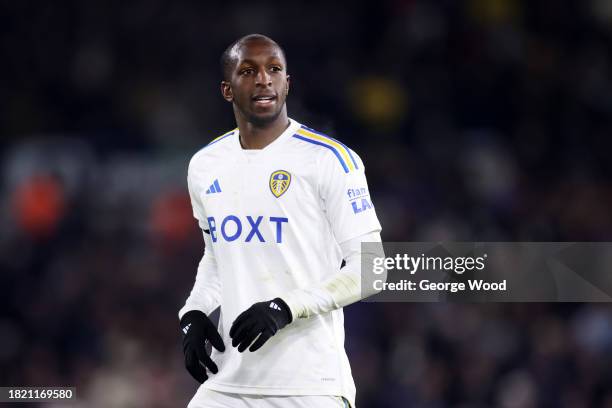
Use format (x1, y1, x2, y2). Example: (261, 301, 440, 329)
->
(178, 233, 221, 319)
(282, 230, 384, 319)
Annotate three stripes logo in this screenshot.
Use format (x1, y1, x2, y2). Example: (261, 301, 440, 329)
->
(269, 301, 282, 311)
(182, 323, 191, 335)
(206, 179, 222, 194)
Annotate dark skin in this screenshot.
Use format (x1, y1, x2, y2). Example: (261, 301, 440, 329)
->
(221, 39, 290, 150)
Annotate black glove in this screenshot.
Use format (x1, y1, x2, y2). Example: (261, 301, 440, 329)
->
(180, 310, 225, 383)
(229, 298, 292, 352)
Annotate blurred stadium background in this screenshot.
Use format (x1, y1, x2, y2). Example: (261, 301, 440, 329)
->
(2, 1, 612, 407)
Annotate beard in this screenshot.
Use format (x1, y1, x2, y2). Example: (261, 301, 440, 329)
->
(248, 109, 282, 127)
(234, 98, 286, 128)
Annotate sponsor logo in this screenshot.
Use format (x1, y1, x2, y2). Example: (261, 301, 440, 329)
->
(207, 215, 288, 243)
(347, 186, 373, 214)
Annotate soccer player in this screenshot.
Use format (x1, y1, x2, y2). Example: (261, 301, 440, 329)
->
(179, 34, 383, 408)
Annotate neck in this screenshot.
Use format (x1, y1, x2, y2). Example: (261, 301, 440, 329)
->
(235, 108, 290, 150)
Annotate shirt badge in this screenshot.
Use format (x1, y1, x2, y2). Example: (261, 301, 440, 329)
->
(269, 170, 291, 198)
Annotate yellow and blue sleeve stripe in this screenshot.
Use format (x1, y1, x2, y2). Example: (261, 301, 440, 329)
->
(203, 128, 236, 149)
(293, 126, 358, 173)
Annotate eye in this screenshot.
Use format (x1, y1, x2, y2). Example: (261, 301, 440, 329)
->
(240, 68, 254, 76)
(270, 66, 282, 72)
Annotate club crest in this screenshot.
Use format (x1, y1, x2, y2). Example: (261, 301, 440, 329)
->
(269, 170, 291, 198)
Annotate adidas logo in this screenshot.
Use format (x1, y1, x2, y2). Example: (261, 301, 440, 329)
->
(182, 323, 191, 334)
(205, 179, 222, 194)
(269, 302, 282, 311)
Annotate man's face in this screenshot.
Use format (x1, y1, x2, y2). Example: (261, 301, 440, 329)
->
(221, 39, 290, 126)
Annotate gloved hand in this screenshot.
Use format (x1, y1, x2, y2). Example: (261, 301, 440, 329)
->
(229, 298, 292, 352)
(180, 310, 225, 383)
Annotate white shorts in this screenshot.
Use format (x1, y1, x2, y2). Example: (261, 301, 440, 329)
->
(188, 388, 350, 408)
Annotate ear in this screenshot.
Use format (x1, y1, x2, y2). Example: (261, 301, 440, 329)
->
(285, 75, 290, 95)
(221, 81, 233, 102)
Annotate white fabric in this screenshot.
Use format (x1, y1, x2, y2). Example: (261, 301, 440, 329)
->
(188, 388, 348, 408)
(179, 231, 221, 319)
(281, 231, 383, 319)
(180, 119, 381, 408)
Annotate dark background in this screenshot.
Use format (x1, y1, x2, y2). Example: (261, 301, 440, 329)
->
(2, 1, 612, 407)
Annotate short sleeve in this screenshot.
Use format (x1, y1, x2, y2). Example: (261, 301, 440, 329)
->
(318, 149, 382, 244)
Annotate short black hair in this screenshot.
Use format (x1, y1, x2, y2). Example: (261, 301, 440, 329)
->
(220, 34, 287, 81)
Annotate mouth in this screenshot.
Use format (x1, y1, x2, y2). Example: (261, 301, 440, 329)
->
(252, 94, 277, 107)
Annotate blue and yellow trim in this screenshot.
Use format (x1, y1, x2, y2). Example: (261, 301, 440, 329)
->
(293, 126, 358, 173)
(205, 128, 237, 148)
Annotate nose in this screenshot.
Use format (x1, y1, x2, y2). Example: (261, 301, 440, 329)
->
(255, 69, 271, 87)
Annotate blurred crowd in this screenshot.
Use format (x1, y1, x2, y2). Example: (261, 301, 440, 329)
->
(2, 0, 612, 406)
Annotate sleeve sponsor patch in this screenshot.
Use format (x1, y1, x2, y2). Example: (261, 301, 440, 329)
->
(347, 187, 374, 214)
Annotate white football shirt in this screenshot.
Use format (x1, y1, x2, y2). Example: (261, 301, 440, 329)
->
(184, 118, 381, 407)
